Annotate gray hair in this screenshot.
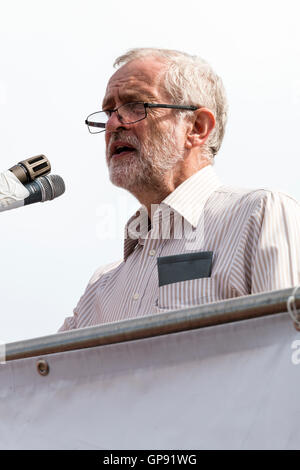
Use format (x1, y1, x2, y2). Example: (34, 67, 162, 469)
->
(113, 48, 228, 159)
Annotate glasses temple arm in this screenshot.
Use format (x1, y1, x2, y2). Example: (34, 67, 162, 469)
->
(85, 120, 106, 128)
(145, 104, 198, 111)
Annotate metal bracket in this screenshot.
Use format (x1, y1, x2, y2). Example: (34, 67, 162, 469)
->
(287, 286, 300, 331)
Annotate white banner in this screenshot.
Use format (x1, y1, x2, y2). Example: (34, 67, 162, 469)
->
(0, 312, 300, 449)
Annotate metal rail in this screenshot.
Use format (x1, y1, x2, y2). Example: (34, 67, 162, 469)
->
(5, 287, 300, 361)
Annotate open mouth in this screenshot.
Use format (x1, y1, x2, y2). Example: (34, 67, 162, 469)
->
(111, 140, 136, 158)
(111, 143, 137, 159)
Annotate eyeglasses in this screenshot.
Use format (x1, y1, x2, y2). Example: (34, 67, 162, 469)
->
(85, 102, 199, 134)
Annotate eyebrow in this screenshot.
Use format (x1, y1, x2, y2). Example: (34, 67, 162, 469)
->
(102, 89, 158, 109)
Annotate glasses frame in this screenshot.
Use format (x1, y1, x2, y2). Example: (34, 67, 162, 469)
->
(85, 102, 199, 134)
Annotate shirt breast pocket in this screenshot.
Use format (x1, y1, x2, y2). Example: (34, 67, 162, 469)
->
(156, 251, 216, 311)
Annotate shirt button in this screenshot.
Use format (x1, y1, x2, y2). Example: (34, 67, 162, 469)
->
(132, 293, 139, 300)
(149, 249, 156, 256)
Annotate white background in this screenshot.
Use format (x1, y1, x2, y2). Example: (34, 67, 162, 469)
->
(0, 0, 299, 343)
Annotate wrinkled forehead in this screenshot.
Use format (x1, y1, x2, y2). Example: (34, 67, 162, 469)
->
(102, 58, 169, 108)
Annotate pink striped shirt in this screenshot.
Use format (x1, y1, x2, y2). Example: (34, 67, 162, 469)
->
(58, 165, 300, 331)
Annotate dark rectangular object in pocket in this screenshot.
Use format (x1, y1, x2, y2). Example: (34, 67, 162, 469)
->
(157, 251, 213, 287)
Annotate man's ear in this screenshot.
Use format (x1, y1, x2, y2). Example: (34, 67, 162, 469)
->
(185, 108, 216, 149)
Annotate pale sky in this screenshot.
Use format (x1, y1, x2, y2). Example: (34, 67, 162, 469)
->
(0, 0, 299, 343)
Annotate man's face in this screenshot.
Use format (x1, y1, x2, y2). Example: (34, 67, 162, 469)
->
(103, 57, 186, 193)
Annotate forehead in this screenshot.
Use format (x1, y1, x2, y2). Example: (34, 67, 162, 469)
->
(103, 57, 168, 107)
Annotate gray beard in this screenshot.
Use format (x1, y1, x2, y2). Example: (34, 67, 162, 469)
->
(106, 125, 185, 193)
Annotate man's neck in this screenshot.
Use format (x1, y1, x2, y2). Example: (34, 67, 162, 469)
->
(133, 160, 212, 220)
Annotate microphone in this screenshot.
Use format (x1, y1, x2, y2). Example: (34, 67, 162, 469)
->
(24, 174, 65, 205)
(0, 174, 65, 212)
(9, 155, 51, 184)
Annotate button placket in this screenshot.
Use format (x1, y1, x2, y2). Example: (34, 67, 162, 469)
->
(130, 208, 169, 311)
(130, 238, 160, 309)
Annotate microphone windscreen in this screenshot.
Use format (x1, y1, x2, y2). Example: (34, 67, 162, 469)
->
(38, 175, 66, 201)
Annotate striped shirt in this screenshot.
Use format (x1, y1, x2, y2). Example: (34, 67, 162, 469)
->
(58, 165, 300, 331)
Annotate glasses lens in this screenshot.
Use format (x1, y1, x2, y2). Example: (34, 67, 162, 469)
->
(119, 102, 146, 124)
(86, 111, 107, 133)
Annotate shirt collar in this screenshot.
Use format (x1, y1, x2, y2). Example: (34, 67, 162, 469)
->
(123, 165, 221, 260)
(161, 164, 221, 227)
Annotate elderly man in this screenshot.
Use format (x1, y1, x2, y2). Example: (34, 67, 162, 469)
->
(59, 48, 300, 331)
